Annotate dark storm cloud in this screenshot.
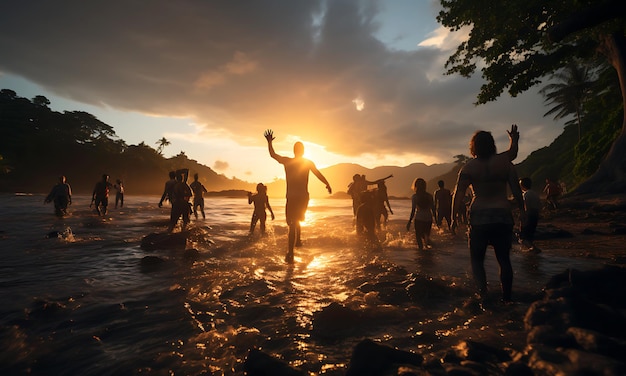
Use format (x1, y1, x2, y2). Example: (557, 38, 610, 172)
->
(0, 0, 556, 161)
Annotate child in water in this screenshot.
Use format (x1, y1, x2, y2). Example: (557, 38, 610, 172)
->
(248, 183, 275, 235)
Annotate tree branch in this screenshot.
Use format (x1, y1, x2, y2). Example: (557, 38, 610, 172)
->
(548, 0, 626, 42)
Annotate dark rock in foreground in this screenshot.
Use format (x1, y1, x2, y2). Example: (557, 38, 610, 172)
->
(243, 349, 304, 376)
(246, 265, 626, 375)
(345, 339, 423, 376)
(524, 265, 626, 375)
(140, 232, 187, 251)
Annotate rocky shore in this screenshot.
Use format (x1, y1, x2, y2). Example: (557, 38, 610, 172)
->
(243, 195, 626, 375)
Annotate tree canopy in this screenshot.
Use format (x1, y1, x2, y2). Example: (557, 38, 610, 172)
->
(0, 90, 253, 194)
(438, 0, 626, 194)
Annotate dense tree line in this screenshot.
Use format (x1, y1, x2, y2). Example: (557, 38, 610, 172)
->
(0, 89, 253, 195)
(438, 0, 626, 194)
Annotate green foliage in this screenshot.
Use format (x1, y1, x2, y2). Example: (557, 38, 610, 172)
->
(437, 0, 617, 104)
(438, 0, 626, 193)
(0, 89, 254, 194)
(516, 60, 622, 190)
(540, 60, 596, 141)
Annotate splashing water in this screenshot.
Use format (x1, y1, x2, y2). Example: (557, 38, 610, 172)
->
(0, 194, 607, 375)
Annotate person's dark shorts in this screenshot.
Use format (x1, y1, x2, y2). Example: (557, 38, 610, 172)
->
(95, 197, 108, 208)
(469, 223, 513, 251)
(286, 194, 309, 224)
(414, 220, 432, 236)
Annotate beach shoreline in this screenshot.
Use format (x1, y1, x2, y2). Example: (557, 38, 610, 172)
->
(528, 193, 626, 264)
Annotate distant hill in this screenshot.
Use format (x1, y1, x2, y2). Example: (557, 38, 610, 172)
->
(265, 162, 455, 198)
(4, 87, 617, 198)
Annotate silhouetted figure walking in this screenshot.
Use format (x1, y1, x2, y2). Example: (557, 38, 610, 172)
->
(374, 180, 393, 229)
(190, 173, 208, 219)
(158, 171, 176, 208)
(519, 177, 541, 252)
(451, 127, 525, 303)
(114, 179, 124, 208)
(348, 174, 392, 222)
(168, 169, 192, 233)
(406, 178, 435, 250)
(543, 178, 561, 210)
(44, 175, 72, 217)
(434, 180, 452, 232)
(91, 174, 112, 216)
(248, 183, 275, 235)
(264, 129, 332, 263)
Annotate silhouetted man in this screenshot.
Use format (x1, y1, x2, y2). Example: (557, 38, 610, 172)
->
(91, 174, 112, 216)
(264, 129, 332, 263)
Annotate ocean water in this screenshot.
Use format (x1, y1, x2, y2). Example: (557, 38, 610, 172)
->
(0, 193, 607, 375)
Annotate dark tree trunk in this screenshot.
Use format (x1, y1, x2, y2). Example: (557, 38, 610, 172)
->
(574, 32, 626, 194)
(548, 1, 626, 195)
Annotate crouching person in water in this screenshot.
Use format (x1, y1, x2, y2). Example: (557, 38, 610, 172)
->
(168, 168, 192, 233)
(44, 175, 72, 216)
(248, 183, 275, 235)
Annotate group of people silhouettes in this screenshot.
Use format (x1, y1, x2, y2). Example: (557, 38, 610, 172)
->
(43, 125, 557, 304)
(262, 125, 544, 304)
(158, 169, 208, 233)
(44, 174, 124, 217)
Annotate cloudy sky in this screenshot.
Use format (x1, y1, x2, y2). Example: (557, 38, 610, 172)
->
(0, 0, 564, 183)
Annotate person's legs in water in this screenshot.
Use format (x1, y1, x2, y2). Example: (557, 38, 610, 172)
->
(260, 213, 267, 235)
(168, 206, 180, 233)
(286, 220, 296, 262)
(250, 213, 259, 234)
(101, 198, 108, 216)
(200, 199, 206, 219)
(285, 195, 308, 261)
(424, 221, 432, 248)
(414, 221, 424, 250)
(295, 222, 302, 247)
(181, 206, 190, 232)
(469, 225, 489, 299)
(492, 223, 514, 302)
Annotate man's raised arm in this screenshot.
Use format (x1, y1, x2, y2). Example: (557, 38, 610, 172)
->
(311, 164, 332, 194)
(504, 124, 519, 161)
(264, 129, 280, 161)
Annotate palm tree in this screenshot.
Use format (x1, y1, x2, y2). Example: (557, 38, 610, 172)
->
(540, 61, 594, 143)
(155, 137, 171, 155)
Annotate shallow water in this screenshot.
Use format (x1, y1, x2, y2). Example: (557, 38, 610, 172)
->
(0, 194, 609, 375)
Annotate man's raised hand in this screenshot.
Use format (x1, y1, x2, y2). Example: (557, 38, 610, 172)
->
(264, 129, 275, 142)
(507, 124, 519, 142)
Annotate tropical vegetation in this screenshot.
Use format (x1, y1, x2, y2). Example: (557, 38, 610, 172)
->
(0, 89, 254, 195)
(438, 0, 626, 194)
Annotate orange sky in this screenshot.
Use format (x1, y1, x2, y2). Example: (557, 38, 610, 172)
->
(0, 1, 564, 183)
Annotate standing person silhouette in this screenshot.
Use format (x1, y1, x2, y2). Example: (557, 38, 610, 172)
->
(113, 179, 124, 208)
(168, 168, 192, 233)
(434, 180, 453, 232)
(348, 174, 392, 221)
(406, 178, 435, 250)
(44, 175, 72, 216)
(451, 128, 525, 304)
(248, 183, 275, 235)
(158, 171, 177, 208)
(543, 178, 562, 210)
(189, 173, 208, 220)
(519, 177, 541, 252)
(91, 174, 112, 216)
(374, 180, 394, 229)
(264, 129, 332, 263)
